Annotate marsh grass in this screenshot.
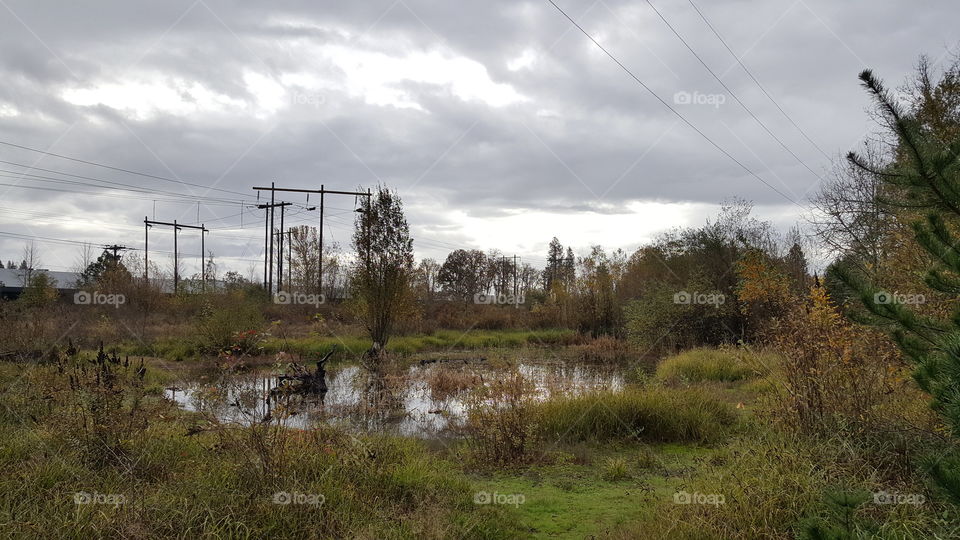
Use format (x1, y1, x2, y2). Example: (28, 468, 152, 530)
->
(535, 387, 738, 444)
(656, 347, 772, 384)
(0, 358, 518, 539)
(612, 428, 960, 539)
(426, 367, 481, 401)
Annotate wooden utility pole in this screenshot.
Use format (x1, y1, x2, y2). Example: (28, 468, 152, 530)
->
(253, 185, 370, 295)
(143, 218, 207, 294)
(256, 201, 292, 293)
(513, 254, 520, 308)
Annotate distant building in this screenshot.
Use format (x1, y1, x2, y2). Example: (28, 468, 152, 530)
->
(0, 268, 82, 299)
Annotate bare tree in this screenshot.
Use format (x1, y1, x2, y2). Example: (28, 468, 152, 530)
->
(20, 242, 40, 286)
(807, 144, 896, 275)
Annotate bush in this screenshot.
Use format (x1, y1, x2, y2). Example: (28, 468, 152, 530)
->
(194, 296, 265, 353)
(461, 371, 541, 465)
(536, 387, 737, 444)
(656, 347, 764, 383)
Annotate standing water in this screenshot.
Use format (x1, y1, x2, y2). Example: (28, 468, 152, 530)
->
(165, 359, 625, 438)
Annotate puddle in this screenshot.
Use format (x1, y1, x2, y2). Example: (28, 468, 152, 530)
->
(165, 359, 625, 438)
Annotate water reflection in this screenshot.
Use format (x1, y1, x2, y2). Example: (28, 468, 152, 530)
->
(165, 360, 624, 438)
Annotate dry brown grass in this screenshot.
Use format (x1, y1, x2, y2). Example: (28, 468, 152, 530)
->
(425, 367, 481, 401)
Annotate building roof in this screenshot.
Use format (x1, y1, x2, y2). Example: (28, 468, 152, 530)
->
(0, 268, 82, 290)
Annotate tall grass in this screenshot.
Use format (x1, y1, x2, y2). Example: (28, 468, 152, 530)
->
(656, 347, 771, 383)
(610, 428, 959, 539)
(262, 328, 579, 358)
(536, 387, 738, 444)
(0, 359, 519, 538)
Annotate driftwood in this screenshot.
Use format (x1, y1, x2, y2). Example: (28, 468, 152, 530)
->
(274, 349, 333, 394)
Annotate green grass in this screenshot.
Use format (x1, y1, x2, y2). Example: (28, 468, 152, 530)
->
(116, 328, 578, 362)
(535, 387, 738, 444)
(263, 328, 578, 358)
(655, 347, 770, 383)
(610, 428, 960, 539)
(470, 444, 708, 538)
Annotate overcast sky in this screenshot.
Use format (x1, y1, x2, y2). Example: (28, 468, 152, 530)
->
(0, 0, 955, 276)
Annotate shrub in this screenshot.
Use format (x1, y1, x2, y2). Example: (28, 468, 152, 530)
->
(536, 387, 737, 443)
(194, 296, 264, 353)
(770, 286, 907, 434)
(461, 371, 541, 465)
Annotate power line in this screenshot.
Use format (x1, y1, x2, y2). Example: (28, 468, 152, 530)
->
(0, 158, 252, 205)
(0, 138, 253, 198)
(0, 178, 244, 206)
(642, 0, 823, 185)
(544, 0, 800, 207)
(686, 0, 831, 160)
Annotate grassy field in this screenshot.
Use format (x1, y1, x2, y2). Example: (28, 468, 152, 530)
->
(0, 340, 956, 538)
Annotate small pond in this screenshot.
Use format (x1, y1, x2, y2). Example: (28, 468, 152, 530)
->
(165, 358, 625, 438)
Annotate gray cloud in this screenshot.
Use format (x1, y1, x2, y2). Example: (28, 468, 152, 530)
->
(0, 0, 955, 271)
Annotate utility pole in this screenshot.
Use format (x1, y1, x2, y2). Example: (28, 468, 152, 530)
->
(255, 200, 291, 294)
(513, 254, 520, 309)
(144, 217, 150, 283)
(272, 227, 295, 292)
(253, 185, 369, 295)
(201, 227, 208, 292)
(269, 181, 275, 294)
(278, 202, 285, 291)
(319, 184, 324, 293)
(103, 244, 129, 261)
(143, 218, 207, 294)
(272, 228, 294, 290)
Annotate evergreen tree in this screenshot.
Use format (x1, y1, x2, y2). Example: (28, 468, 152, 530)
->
(545, 237, 563, 291)
(79, 250, 130, 286)
(829, 69, 960, 501)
